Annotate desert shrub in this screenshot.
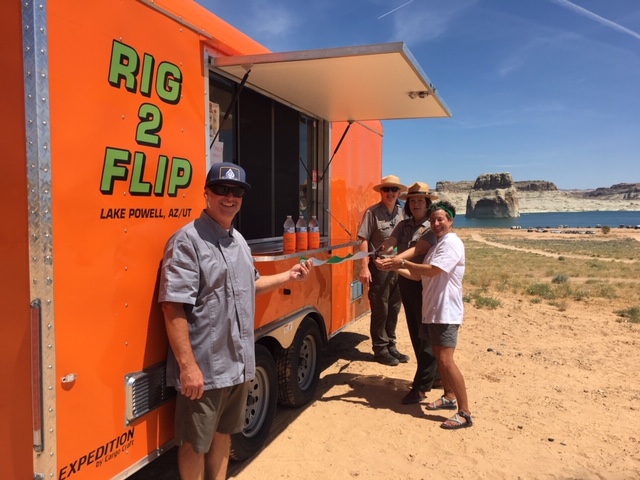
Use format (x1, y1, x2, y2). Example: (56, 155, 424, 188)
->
(554, 283, 573, 298)
(526, 281, 572, 300)
(614, 306, 640, 323)
(467, 290, 501, 309)
(474, 294, 501, 310)
(558, 256, 565, 261)
(476, 271, 493, 289)
(550, 299, 569, 311)
(526, 282, 554, 299)
(601, 225, 611, 234)
(573, 288, 590, 300)
(594, 283, 618, 299)
(552, 274, 569, 284)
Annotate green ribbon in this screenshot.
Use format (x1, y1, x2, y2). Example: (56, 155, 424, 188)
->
(301, 251, 372, 266)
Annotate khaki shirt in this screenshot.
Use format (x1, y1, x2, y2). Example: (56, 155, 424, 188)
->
(390, 217, 436, 263)
(357, 201, 404, 251)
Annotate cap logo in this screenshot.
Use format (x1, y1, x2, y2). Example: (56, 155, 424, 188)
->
(220, 166, 239, 181)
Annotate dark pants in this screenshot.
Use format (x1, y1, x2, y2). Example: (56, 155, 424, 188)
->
(398, 276, 439, 392)
(368, 259, 401, 355)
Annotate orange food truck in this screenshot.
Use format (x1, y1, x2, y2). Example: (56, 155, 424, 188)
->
(1, 0, 450, 478)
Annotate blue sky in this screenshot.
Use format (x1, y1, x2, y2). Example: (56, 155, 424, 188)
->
(197, 0, 640, 190)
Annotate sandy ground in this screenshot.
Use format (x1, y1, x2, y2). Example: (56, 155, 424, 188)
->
(224, 229, 640, 480)
(134, 227, 640, 480)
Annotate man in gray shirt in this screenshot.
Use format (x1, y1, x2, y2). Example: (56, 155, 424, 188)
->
(159, 162, 312, 480)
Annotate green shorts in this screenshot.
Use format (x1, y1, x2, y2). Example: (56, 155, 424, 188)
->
(174, 382, 249, 454)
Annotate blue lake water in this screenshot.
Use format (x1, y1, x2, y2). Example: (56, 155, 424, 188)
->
(453, 211, 640, 229)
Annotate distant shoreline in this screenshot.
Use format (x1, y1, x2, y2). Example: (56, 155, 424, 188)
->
(439, 190, 640, 215)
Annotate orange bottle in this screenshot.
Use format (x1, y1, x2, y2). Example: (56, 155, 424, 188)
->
(283, 215, 296, 252)
(295, 215, 308, 251)
(308, 215, 320, 249)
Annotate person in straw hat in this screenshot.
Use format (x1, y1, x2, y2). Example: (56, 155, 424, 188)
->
(357, 174, 411, 366)
(375, 181, 442, 403)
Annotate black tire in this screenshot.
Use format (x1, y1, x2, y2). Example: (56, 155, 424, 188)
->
(276, 317, 321, 407)
(230, 344, 277, 461)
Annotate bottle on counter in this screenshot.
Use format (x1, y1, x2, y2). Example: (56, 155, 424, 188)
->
(295, 215, 308, 251)
(283, 215, 296, 252)
(308, 215, 320, 249)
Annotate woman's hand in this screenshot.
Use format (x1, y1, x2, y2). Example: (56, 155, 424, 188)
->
(379, 256, 401, 271)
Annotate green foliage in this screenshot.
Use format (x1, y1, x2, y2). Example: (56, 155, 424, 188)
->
(466, 290, 502, 309)
(573, 288, 590, 301)
(614, 306, 640, 323)
(526, 282, 555, 299)
(460, 230, 640, 319)
(601, 225, 611, 234)
(475, 295, 502, 310)
(594, 283, 618, 299)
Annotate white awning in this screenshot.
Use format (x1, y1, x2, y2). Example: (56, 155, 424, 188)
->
(210, 42, 450, 122)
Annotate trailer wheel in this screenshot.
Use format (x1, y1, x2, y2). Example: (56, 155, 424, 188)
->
(230, 344, 277, 461)
(276, 317, 321, 407)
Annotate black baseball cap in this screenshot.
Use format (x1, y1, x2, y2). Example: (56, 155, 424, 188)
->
(205, 162, 251, 190)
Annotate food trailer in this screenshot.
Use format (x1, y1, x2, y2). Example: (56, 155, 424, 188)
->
(1, 0, 450, 478)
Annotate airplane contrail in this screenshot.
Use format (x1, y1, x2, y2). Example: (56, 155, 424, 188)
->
(378, 0, 414, 20)
(550, 0, 640, 41)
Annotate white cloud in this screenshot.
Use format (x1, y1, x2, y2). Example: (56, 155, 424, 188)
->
(549, 0, 640, 41)
(378, 0, 414, 20)
(246, 1, 296, 38)
(387, 0, 478, 45)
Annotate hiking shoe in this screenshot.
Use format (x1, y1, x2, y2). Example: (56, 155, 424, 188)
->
(388, 347, 410, 363)
(402, 388, 426, 405)
(374, 351, 400, 366)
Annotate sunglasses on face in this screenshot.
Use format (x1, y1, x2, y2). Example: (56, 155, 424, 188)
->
(210, 184, 246, 198)
(380, 186, 400, 193)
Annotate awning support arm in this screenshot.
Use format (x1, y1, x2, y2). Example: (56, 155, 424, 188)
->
(319, 120, 352, 181)
(209, 68, 252, 150)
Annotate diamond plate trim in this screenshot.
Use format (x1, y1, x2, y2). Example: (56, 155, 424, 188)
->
(23, 1, 57, 478)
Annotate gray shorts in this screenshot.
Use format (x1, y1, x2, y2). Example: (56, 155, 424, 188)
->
(419, 323, 459, 348)
(174, 382, 249, 454)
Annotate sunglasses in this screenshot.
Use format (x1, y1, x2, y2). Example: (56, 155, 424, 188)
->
(380, 186, 400, 193)
(210, 184, 246, 198)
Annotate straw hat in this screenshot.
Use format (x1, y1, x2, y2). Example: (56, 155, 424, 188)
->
(400, 181, 439, 200)
(373, 174, 407, 192)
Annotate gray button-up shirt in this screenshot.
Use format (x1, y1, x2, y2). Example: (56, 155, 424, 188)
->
(159, 211, 258, 390)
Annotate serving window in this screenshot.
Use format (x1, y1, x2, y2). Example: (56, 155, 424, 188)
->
(209, 72, 327, 243)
